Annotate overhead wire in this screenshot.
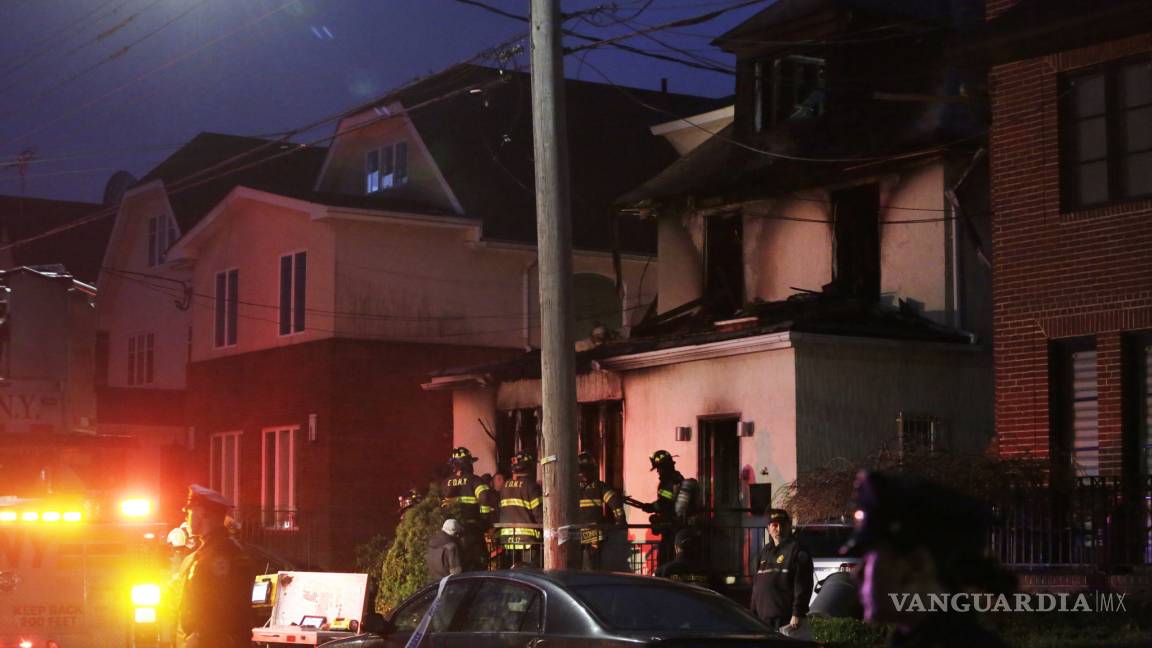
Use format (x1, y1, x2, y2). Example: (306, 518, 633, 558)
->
(0, 0, 128, 85)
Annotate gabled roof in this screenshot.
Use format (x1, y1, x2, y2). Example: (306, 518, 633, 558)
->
(342, 65, 724, 254)
(0, 195, 106, 284)
(138, 132, 327, 234)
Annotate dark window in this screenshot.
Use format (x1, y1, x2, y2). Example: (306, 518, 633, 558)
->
(704, 212, 744, 316)
(754, 55, 825, 131)
(1061, 58, 1152, 209)
(390, 588, 437, 632)
(1122, 333, 1152, 483)
(496, 408, 540, 477)
(1051, 338, 1099, 478)
(279, 252, 306, 336)
(215, 269, 238, 347)
(831, 184, 880, 300)
(571, 584, 767, 633)
(366, 142, 409, 193)
(453, 580, 543, 633)
(897, 412, 942, 457)
(147, 217, 158, 267)
(578, 401, 624, 489)
(429, 581, 474, 632)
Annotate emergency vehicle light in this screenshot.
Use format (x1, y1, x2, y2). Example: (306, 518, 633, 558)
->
(19, 640, 32, 648)
(63, 511, 83, 522)
(21, 512, 38, 522)
(134, 607, 157, 624)
(0, 511, 16, 522)
(131, 583, 162, 606)
(42, 511, 61, 522)
(120, 498, 152, 518)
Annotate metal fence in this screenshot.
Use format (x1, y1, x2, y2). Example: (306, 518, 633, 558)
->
(233, 507, 321, 569)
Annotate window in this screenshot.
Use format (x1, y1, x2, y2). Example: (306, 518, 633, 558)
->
(495, 408, 540, 477)
(262, 426, 298, 529)
(897, 412, 941, 457)
(1061, 58, 1152, 209)
(214, 269, 239, 347)
(1051, 339, 1099, 478)
(279, 252, 306, 335)
(578, 401, 624, 490)
(453, 580, 543, 633)
(832, 184, 881, 300)
(1123, 333, 1152, 481)
(147, 213, 179, 266)
(365, 141, 408, 193)
(210, 431, 241, 508)
(127, 333, 154, 386)
(753, 55, 825, 131)
(704, 212, 744, 317)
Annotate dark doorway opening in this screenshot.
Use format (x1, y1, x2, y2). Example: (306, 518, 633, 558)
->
(831, 184, 880, 300)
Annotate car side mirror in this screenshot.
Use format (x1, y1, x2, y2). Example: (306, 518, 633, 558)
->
(361, 612, 392, 635)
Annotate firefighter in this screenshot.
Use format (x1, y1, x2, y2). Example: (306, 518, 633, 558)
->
(576, 451, 626, 570)
(655, 529, 707, 584)
(640, 449, 686, 567)
(441, 447, 494, 571)
(175, 484, 255, 648)
(397, 488, 423, 516)
(498, 451, 543, 568)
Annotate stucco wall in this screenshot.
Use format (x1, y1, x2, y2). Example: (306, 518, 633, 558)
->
(452, 386, 500, 476)
(97, 184, 192, 390)
(188, 197, 337, 362)
(794, 336, 993, 475)
(617, 348, 798, 523)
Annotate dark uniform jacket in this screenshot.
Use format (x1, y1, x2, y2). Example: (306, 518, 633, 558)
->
(425, 530, 463, 581)
(498, 477, 542, 546)
(442, 473, 493, 525)
(577, 479, 624, 544)
(750, 537, 814, 624)
(653, 470, 684, 531)
(177, 527, 255, 648)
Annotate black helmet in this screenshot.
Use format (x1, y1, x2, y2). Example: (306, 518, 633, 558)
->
(398, 488, 422, 513)
(577, 451, 597, 469)
(649, 449, 675, 471)
(510, 451, 536, 474)
(450, 447, 478, 466)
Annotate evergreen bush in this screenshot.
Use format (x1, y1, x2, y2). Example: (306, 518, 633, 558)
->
(374, 484, 446, 613)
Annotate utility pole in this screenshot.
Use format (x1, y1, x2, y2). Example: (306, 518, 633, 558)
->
(530, 0, 579, 569)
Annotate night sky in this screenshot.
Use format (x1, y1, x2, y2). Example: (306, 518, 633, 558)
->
(0, 0, 758, 205)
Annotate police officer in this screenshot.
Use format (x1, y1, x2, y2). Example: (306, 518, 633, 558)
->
(750, 508, 813, 635)
(640, 449, 684, 567)
(441, 447, 494, 571)
(847, 471, 1012, 648)
(576, 451, 626, 570)
(497, 451, 543, 568)
(175, 484, 255, 648)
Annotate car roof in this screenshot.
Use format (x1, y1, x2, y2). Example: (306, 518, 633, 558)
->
(457, 569, 711, 591)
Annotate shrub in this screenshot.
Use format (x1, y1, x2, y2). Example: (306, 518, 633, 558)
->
(375, 484, 447, 613)
(810, 616, 887, 647)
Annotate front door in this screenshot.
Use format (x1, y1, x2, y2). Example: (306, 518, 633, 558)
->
(699, 417, 742, 577)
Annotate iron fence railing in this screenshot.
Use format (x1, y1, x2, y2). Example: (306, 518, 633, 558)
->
(233, 507, 321, 569)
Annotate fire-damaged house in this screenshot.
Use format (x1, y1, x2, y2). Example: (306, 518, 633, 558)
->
(427, 0, 994, 577)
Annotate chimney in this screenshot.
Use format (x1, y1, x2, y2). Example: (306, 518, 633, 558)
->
(660, 77, 668, 94)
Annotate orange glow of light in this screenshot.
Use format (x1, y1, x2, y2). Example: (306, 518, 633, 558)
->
(63, 511, 83, 522)
(120, 498, 152, 518)
(42, 511, 62, 522)
(0, 511, 16, 522)
(21, 512, 38, 522)
(134, 607, 158, 623)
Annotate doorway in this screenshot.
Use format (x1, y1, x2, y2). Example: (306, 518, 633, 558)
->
(699, 416, 742, 578)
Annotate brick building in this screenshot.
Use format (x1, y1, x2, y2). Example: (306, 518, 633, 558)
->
(983, 1, 1152, 498)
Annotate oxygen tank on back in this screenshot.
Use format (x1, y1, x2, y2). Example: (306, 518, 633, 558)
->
(675, 478, 698, 519)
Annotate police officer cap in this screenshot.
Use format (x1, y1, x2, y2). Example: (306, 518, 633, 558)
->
(186, 484, 233, 512)
(843, 471, 989, 560)
(765, 508, 791, 524)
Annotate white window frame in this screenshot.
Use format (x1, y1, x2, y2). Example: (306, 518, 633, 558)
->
(127, 332, 154, 386)
(365, 141, 408, 193)
(261, 426, 298, 530)
(278, 251, 307, 337)
(147, 212, 179, 267)
(214, 268, 239, 348)
(210, 431, 242, 509)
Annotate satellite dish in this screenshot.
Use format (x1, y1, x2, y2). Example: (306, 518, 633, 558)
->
(102, 170, 137, 207)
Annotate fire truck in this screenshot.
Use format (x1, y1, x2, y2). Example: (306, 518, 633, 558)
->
(0, 434, 174, 648)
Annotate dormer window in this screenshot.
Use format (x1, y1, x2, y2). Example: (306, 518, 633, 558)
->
(365, 142, 408, 193)
(147, 212, 178, 266)
(753, 55, 825, 131)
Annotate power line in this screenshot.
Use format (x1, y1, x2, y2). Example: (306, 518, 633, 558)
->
(0, 0, 128, 85)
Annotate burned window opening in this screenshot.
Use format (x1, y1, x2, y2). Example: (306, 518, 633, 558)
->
(831, 184, 880, 300)
(704, 212, 744, 317)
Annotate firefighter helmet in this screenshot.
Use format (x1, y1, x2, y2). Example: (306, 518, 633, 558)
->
(510, 451, 536, 474)
(649, 449, 675, 471)
(398, 488, 423, 513)
(577, 451, 597, 469)
(449, 447, 478, 465)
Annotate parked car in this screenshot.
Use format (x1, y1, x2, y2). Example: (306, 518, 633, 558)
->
(795, 523, 861, 616)
(322, 570, 817, 648)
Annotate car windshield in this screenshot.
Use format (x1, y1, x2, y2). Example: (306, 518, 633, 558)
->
(569, 584, 769, 633)
(797, 526, 857, 557)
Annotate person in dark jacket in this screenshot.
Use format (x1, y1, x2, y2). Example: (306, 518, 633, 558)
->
(750, 508, 813, 634)
(175, 484, 255, 648)
(426, 519, 464, 581)
(847, 471, 1012, 648)
(640, 449, 685, 567)
(655, 529, 707, 584)
(497, 451, 542, 568)
(576, 452, 626, 570)
(441, 447, 493, 571)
